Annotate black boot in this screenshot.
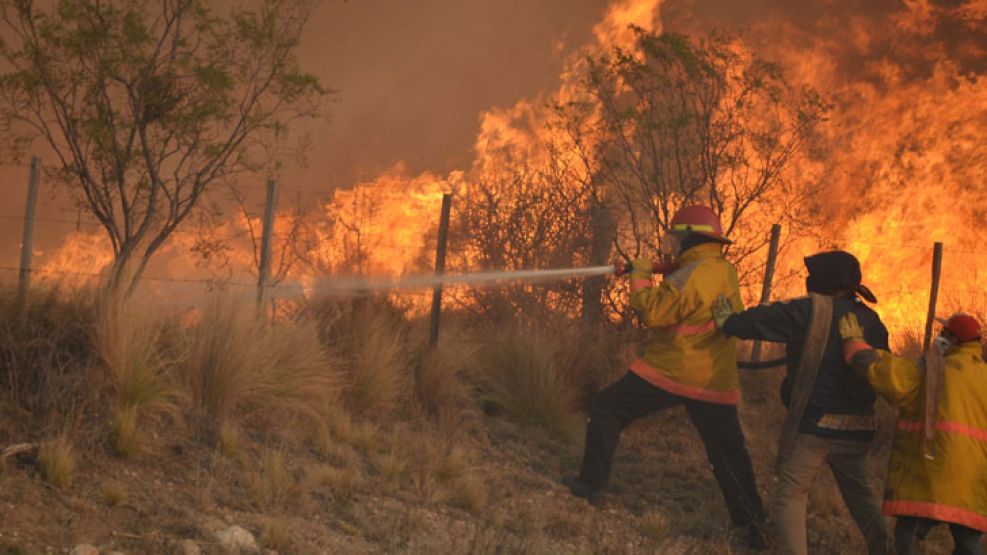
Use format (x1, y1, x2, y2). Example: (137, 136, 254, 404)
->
(746, 520, 771, 551)
(562, 475, 604, 506)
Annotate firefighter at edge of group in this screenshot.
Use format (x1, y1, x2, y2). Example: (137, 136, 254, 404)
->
(712, 250, 891, 555)
(563, 205, 769, 550)
(840, 311, 987, 555)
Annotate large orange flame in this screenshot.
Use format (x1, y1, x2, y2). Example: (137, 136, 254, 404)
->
(36, 0, 986, 342)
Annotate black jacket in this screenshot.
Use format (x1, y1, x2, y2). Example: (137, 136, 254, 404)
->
(723, 295, 889, 440)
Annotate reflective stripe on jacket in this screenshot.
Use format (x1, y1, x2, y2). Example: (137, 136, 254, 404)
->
(864, 342, 987, 531)
(628, 243, 743, 405)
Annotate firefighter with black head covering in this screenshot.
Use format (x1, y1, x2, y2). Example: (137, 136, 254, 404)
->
(563, 205, 769, 550)
(712, 250, 891, 555)
(840, 311, 987, 554)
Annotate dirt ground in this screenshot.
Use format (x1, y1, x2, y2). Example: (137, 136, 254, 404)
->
(2, 362, 971, 555)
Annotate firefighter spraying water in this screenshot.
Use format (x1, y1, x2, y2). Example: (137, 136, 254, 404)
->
(562, 205, 771, 550)
(265, 204, 984, 554)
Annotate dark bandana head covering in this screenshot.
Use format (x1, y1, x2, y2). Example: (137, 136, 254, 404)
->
(804, 251, 878, 303)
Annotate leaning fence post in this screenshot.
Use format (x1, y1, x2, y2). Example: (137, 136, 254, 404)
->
(17, 156, 41, 307)
(256, 179, 278, 307)
(922, 242, 944, 350)
(750, 223, 782, 362)
(428, 194, 453, 347)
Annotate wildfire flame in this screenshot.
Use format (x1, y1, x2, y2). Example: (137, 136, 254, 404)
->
(36, 0, 986, 341)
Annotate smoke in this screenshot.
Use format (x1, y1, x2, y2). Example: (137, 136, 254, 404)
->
(297, 0, 613, 189)
(660, 0, 986, 84)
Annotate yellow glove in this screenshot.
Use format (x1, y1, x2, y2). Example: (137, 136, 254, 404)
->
(630, 257, 653, 280)
(712, 294, 734, 329)
(838, 313, 865, 341)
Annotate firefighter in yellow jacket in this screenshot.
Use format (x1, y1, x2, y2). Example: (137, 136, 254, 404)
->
(840, 312, 987, 554)
(563, 205, 768, 549)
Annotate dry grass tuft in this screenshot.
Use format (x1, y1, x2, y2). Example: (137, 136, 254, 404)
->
(111, 405, 139, 458)
(450, 472, 488, 514)
(101, 480, 127, 507)
(416, 327, 479, 420)
(0, 286, 97, 420)
(350, 420, 378, 454)
(639, 509, 671, 540)
(94, 296, 183, 456)
(345, 311, 410, 416)
(218, 420, 240, 459)
(308, 297, 411, 416)
(431, 445, 466, 484)
(261, 517, 295, 551)
(475, 325, 577, 440)
(374, 449, 407, 491)
(185, 297, 338, 428)
(247, 450, 294, 509)
(309, 464, 359, 498)
(38, 436, 75, 489)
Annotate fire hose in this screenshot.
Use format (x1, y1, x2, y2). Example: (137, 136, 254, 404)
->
(284, 262, 790, 370)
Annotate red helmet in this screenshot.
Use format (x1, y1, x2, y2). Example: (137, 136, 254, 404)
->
(936, 313, 982, 343)
(669, 205, 732, 244)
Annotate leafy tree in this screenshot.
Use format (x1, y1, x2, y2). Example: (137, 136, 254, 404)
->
(0, 0, 327, 293)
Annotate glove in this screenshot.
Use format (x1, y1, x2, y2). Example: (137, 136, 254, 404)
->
(838, 313, 865, 341)
(653, 253, 677, 275)
(630, 257, 653, 280)
(711, 294, 734, 329)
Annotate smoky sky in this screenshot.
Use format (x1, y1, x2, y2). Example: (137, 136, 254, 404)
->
(2, 0, 983, 268)
(298, 0, 612, 190)
(304, 0, 984, 191)
(660, 0, 987, 84)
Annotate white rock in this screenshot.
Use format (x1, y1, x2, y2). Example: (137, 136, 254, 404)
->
(214, 525, 259, 554)
(69, 545, 99, 555)
(178, 540, 202, 555)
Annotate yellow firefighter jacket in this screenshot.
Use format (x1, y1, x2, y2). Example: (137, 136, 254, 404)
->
(863, 342, 987, 531)
(628, 243, 744, 405)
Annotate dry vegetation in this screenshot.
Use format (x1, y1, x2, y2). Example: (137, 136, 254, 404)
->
(0, 284, 970, 554)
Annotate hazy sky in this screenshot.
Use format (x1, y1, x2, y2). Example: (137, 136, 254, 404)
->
(1, 0, 981, 269)
(296, 0, 611, 190)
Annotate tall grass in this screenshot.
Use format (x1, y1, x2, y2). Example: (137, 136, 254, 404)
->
(474, 324, 577, 440)
(38, 435, 75, 489)
(184, 296, 338, 430)
(93, 296, 183, 455)
(307, 297, 411, 416)
(0, 286, 96, 421)
(346, 309, 409, 415)
(416, 324, 479, 420)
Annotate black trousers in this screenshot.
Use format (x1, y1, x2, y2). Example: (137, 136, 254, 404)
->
(579, 371, 766, 526)
(895, 516, 984, 555)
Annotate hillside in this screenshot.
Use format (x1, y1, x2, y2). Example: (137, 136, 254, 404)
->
(0, 288, 961, 554)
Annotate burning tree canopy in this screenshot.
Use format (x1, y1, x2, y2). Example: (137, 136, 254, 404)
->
(0, 0, 327, 293)
(580, 29, 827, 277)
(446, 27, 827, 323)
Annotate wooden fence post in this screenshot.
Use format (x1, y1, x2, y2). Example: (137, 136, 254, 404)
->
(428, 194, 453, 346)
(750, 223, 782, 362)
(17, 156, 41, 307)
(257, 179, 278, 307)
(923, 242, 944, 350)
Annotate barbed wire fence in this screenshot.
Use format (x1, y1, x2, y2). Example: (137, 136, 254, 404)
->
(2, 158, 986, 345)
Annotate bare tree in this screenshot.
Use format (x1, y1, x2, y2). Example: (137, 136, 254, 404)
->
(449, 148, 595, 320)
(574, 28, 828, 287)
(0, 0, 328, 293)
